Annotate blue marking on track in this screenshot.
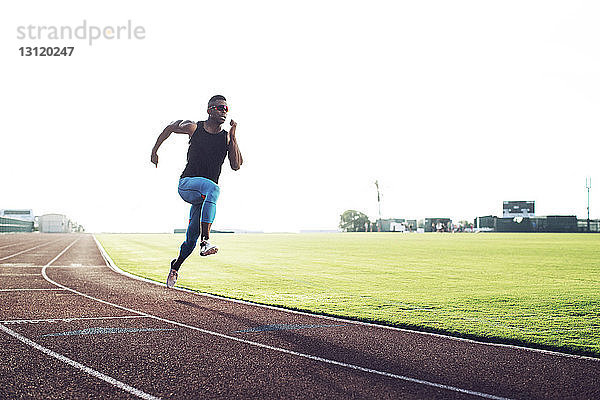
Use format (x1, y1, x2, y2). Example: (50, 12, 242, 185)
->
(234, 323, 345, 333)
(41, 327, 176, 337)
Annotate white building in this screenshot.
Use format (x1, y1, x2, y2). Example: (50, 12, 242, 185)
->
(38, 214, 72, 233)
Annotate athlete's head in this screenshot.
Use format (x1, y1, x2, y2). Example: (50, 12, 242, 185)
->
(207, 95, 228, 124)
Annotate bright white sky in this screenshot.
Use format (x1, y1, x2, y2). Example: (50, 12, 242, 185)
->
(1, 1, 599, 233)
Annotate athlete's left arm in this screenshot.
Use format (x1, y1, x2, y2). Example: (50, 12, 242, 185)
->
(227, 120, 243, 170)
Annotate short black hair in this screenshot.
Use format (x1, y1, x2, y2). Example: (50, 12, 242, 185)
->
(208, 95, 226, 105)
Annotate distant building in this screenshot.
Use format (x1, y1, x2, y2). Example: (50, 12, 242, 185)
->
(39, 214, 72, 233)
(474, 215, 495, 230)
(577, 219, 600, 233)
(0, 209, 35, 232)
(0, 217, 33, 232)
(0, 209, 34, 222)
(474, 215, 587, 233)
(495, 217, 535, 232)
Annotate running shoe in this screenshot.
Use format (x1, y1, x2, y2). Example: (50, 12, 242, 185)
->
(199, 241, 218, 256)
(166, 263, 178, 288)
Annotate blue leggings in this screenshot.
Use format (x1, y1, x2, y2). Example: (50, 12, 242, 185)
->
(177, 177, 220, 261)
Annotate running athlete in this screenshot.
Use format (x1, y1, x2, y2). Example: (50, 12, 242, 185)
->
(150, 95, 243, 288)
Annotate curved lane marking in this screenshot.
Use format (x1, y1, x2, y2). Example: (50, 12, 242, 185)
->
(0, 239, 162, 400)
(41, 238, 513, 400)
(93, 235, 600, 363)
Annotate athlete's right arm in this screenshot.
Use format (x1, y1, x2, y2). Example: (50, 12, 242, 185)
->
(150, 120, 197, 167)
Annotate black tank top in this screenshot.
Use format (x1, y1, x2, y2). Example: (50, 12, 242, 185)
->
(180, 121, 228, 183)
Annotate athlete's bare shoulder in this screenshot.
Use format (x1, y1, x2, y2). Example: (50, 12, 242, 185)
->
(167, 120, 197, 136)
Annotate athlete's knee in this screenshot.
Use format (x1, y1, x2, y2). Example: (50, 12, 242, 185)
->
(205, 184, 220, 203)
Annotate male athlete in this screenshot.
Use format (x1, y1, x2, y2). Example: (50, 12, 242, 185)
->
(151, 95, 243, 288)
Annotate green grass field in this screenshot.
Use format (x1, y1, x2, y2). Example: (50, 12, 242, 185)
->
(96, 232, 600, 357)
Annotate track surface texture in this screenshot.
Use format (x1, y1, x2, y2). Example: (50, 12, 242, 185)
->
(0, 233, 598, 399)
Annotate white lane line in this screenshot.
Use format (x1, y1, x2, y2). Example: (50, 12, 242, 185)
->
(0, 288, 67, 292)
(0, 242, 23, 250)
(44, 239, 79, 267)
(0, 273, 41, 276)
(0, 323, 160, 400)
(0, 239, 65, 261)
(46, 248, 512, 400)
(0, 264, 35, 267)
(0, 238, 162, 400)
(0, 265, 103, 269)
(94, 235, 600, 363)
(2, 315, 150, 324)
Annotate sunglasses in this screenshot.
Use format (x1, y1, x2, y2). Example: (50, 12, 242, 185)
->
(208, 105, 229, 112)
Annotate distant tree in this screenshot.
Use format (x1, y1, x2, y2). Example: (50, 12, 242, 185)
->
(339, 210, 371, 232)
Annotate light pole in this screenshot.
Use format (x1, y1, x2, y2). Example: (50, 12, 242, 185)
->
(586, 177, 591, 232)
(375, 180, 382, 232)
